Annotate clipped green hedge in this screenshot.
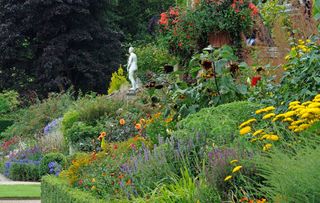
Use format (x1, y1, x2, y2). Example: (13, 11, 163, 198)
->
(41, 176, 105, 203)
(174, 101, 262, 145)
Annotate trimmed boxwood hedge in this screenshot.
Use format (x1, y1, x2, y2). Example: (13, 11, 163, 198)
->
(41, 176, 105, 203)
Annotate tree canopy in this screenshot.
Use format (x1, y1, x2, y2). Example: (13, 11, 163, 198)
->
(0, 0, 123, 96)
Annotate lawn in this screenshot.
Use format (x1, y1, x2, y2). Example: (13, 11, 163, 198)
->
(0, 184, 40, 199)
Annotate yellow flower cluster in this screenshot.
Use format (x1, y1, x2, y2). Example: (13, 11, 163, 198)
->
(240, 106, 280, 151)
(273, 94, 320, 133)
(285, 39, 312, 61)
(224, 160, 243, 182)
(239, 94, 320, 151)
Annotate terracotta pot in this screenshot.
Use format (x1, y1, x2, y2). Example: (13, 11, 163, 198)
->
(208, 31, 232, 47)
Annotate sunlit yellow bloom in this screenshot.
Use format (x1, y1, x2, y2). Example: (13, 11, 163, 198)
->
(306, 39, 311, 43)
(239, 119, 257, 128)
(291, 120, 305, 126)
(264, 106, 276, 112)
(263, 113, 276, 120)
(313, 98, 320, 102)
(253, 129, 264, 136)
(224, 175, 232, 181)
(282, 117, 294, 122)
(240, 126, 251, 135)
(232, 166, 243, 173)
(315, 95, 320, 100)
(301, 113, 310, 119)
(288, 125, 297, 130)
(230, 159, 238, 164)
(260, 134, 269, 140)
(302, 101, 312, 106)
(263, 144, 272, 151)
(255, 109, 265, 114)
(298, 123, 310, 130)
(284, 111, 295, 117)
(298, 39, 304, 45)
(91, 186, 96, 190)
(266, 135, 280, 141)
(308, 102, 320, 108)
(289, 101, 300, 106)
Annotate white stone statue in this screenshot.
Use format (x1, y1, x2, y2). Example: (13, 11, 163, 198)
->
(127, 47, 138, 91)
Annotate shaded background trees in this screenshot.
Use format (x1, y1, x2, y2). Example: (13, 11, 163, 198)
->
(0, 0, 123, 96)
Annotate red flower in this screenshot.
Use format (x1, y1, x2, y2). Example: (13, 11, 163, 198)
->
(178, 42, 183, 47)
(113, 144, 118, 150)
(251, 76, 261, 87)
(159, 12, 168, 25)
(169, 7, 179, 16)
(78, 179, 83, 185)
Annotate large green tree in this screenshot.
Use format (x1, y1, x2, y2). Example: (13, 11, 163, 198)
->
(0, 0, 123, 96)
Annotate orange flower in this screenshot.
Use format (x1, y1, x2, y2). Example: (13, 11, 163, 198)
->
(126, 179, 132, 185)
(119, 119, 126, 125)
(135, 123, 141, 130)
(113, 144, 118, 150)
(133, 135, 140, 142)
(165, 117, 173, 123)
(118, 174, 124, 179)
(98, 132, 106, 140)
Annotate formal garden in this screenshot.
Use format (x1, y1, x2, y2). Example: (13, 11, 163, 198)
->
(0, 0, 320, 202)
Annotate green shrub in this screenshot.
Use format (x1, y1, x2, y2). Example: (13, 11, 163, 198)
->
(0, 90, 19, 114)
(174, 101, 261, 145)
(65, 122, 103, 148)
(1, 92, 73, 139)
(62, 110, 80, 135)
(41, 176, 107, 203)
(9, 162, 40, 181)
(40, 153, 67, 176)
(107, 65, 129, 95)
(135, 43, 178, 79)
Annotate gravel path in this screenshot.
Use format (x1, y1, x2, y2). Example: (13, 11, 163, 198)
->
(0, 200, 40, 203)
(0, 174, 40, 185)
(0, 174, 11, 182)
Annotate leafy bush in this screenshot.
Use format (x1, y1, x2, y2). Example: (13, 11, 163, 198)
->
(272, 39, 320, 109)
(108, 65, 129, 95)
(168, 46, 250, 119)
(65, 122, 103, 151)
(8, 161, 40, 181)
(40, 153, 67, 176)
(135, 43, 178, 74)
(174, 101, 261, 145)
(1, 92, 73, 139)
(0, 90, 19, 114)
(41, 176, 106, 203)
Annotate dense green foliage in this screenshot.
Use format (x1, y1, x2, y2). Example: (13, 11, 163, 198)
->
(175, 101, 261, 144)
(0, 91, 19, 114)
(9, 162, 40, 181)
(108, 66, 129, 95)
(41, 176, 106, 203)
